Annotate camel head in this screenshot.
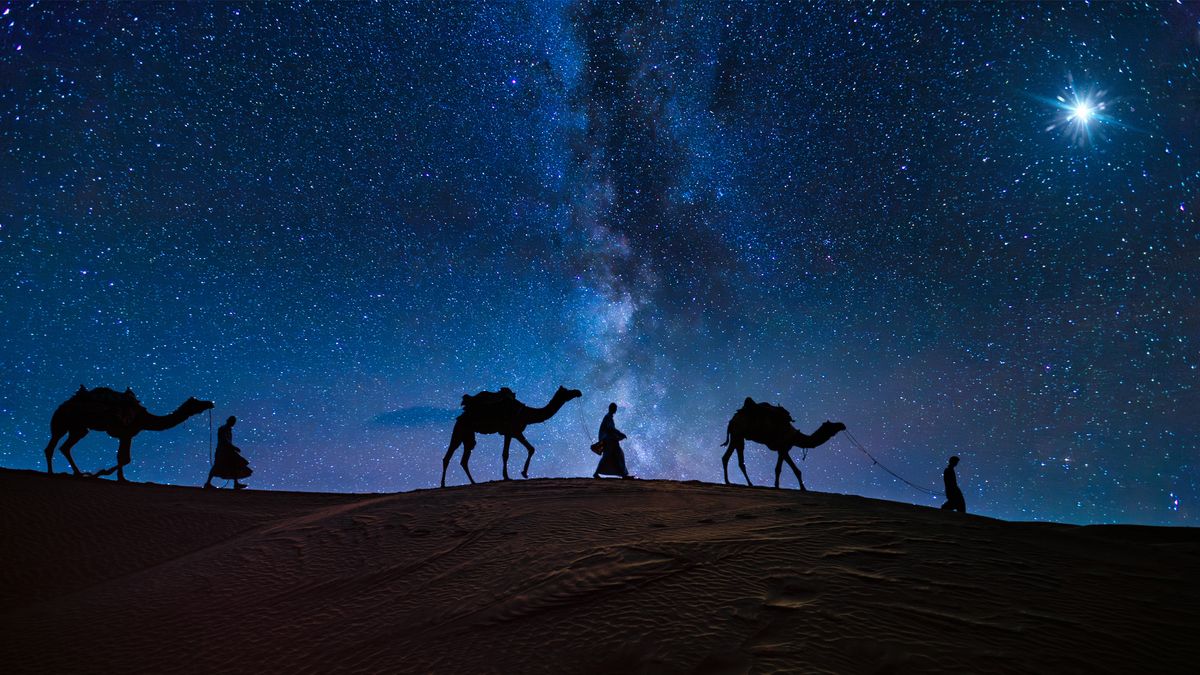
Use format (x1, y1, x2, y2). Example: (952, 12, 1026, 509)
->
(820, 420, 847, 435)
(181, 397, 216, 417)
(554, 386, 583, 403)
(792, 420, 847, 449)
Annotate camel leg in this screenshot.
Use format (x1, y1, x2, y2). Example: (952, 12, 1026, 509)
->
(783, 451, 805, 491)
(460, 436, 477, 485)
(736, 445, 753, 487)
(721, 443, 736, 484)
(441, 439, 458, 485)
(441, 435, 462, 488)
(774, 452, 785, 489)
(44, 429, 68, 473)
(501, 435, 513, 480)
(515, 433, 535, 479)
(58, 429, 88, 476)
(116, 437, 132, 482)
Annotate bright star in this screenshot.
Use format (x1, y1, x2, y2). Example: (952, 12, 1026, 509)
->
(1069, 102, 1094, 124)
(1056, 92, 1106, 145)
(1037, 78, 1118, 147)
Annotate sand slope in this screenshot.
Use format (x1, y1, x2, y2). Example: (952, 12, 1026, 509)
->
(1, 469, 1197, 674)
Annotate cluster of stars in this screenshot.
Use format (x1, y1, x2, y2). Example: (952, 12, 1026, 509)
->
(1, 1, 1196, 525)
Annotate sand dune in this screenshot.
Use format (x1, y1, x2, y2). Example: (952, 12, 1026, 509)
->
(1, 469, 1196, 674)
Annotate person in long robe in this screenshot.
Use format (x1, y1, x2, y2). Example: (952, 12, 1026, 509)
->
(205, 415, 252, 489)
(593, 402, 633, 479)
(940, 456, 966, 512)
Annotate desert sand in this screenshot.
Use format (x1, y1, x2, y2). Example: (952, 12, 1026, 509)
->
(1, 469, 1196, 674)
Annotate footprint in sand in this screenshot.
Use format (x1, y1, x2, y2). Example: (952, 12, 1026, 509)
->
(764, 589, 818, 609)
(744, 581, 820, 659)
(763, 577, 819, 609)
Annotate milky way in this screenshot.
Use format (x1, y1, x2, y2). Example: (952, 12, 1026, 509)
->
(2, 2, 1197, 524)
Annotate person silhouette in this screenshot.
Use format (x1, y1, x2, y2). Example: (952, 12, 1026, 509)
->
(593, 402, 633, 479)
(940, 455, 966, 512)
(205, 415, 253, 489)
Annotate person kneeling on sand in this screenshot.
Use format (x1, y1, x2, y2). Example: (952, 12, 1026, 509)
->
(593, 402, 634, 480)
(205, 415, 253, 489)
(940, 455, 965, 513)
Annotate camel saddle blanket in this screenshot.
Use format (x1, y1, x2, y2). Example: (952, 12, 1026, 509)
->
(740, 397, 794, 425)
(461, 388, 519, 416)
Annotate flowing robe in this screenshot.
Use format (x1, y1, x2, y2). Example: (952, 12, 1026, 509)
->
(594, 412, 629, 477)
(211, 423, 253, 480)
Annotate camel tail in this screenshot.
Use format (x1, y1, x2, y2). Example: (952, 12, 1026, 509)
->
(721, 429, 730, 447)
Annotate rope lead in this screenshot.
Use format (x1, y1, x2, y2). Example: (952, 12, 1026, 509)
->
(843, 429, 945, 498)
(575, 400, 594, 444)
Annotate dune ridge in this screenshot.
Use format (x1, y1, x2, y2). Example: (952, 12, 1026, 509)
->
(1, 469, 1196, 674)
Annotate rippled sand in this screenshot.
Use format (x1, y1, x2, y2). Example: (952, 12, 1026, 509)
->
(2, 470, 1197, 673)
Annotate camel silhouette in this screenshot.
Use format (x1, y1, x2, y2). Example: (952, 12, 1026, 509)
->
(441, 386, 582, 487)
(721, 397, 846, 489)
(43, 386, 214, 482)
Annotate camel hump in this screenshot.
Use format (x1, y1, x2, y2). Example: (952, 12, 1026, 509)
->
(86, 386, 135, 403)
(461, 387, 517, 414)
(739, 398, 794, 424)
(71, 386, 145, 418)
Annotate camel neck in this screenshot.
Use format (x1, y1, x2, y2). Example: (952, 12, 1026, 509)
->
(796, 424, 839, 448)
(138, 403, 196, 431)
(525, 394, 569, 423)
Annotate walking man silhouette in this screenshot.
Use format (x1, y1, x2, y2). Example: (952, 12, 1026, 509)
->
(205, 416, 253, 489)
(593, 402, 633, 479)
(940, 455, 966, 512)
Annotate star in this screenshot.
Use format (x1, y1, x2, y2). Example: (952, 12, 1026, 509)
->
(1041, 83, 1114, 147)
(1069, 101, 1094, 124)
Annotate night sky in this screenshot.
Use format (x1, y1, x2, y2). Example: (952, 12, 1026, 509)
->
(2, 2, 1197, 525)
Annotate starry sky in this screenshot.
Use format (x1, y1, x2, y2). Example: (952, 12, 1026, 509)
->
(2, 1, 1197, 525)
